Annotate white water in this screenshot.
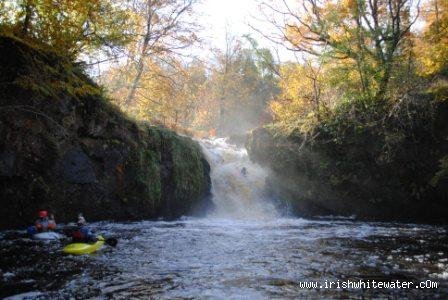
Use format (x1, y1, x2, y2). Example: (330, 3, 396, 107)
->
(199, 138, 278, 220)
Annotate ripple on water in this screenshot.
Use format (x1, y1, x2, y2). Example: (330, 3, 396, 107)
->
(1, 218, 447, 299)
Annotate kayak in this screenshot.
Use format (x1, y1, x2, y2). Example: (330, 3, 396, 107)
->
(62, 236, 104, 255)
(33, 232, 64, 240)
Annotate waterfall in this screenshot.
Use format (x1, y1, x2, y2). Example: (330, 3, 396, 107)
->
(199, 138, 278, 219)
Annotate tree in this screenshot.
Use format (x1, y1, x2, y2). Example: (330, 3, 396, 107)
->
(0, 0, 130, 57)
(208, 36, 279, 135)
(124, 0, 199, 107)
(103, 55, 208, 129)
(213, 29, 242, 135)
(259, 0, 421, 99)
(269, 59, 334, 132)
(102, 33, 279, 135)
(415, 0, 448, 77)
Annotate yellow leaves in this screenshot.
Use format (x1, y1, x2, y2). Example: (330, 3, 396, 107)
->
(102, 56, 208, 130)
(0, 0, 131, 57)
(285, 24, 305, 45)
(327, 26, 350, 43)
(417, 48, 446, 77)
(342, 0, 357, 11)
(269, 62, 323, 128)
(415, 0, 448, 77)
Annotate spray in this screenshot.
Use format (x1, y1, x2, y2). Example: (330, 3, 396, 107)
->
(199, 138, 278, 219)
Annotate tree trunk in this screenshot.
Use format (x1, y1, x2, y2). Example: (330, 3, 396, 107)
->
(377, 62, 392, 101)
(125, 58, 145, 107)
(22, 0, 33, 36)
(125, 2, 153, 107)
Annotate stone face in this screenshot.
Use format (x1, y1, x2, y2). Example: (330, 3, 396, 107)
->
(61, 147, 96, 184)
(0, 36, 212, 229)
(246, 99, 448, 224)
(0, 151, 15, 177)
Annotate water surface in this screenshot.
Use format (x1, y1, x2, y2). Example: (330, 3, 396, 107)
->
(1, 217, 447, 299)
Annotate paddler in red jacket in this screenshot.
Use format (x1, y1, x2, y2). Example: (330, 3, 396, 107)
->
(27, 210, 56, 235)
(71, 215, 98, 243)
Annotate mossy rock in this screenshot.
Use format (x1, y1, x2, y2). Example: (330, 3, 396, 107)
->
(0, 35, 212, 229)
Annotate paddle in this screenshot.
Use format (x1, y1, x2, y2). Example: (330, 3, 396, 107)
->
(104, 237, 118, 247)
(59, 226, 118, 247)
(57, 225, 78, 237)
(98, 235, 118, 247)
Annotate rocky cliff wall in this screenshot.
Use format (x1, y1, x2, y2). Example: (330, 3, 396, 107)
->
(0, 36, 212, 228)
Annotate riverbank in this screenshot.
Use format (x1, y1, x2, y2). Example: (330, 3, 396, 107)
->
(0, 35, 212, 229)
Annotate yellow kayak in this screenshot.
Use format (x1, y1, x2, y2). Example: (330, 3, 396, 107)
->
(63, 236, 104, 255)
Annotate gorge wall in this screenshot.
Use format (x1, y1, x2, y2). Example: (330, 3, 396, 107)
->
(0, 36, 212, 229)
(247, 95, 448, 223)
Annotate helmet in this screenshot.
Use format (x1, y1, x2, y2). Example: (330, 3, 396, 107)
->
(38, 210, 48, 218)
(77, 216, 86, 225)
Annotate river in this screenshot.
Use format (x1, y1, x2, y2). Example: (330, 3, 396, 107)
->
(1, 138, 447, 299)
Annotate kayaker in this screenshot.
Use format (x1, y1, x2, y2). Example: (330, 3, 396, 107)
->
(241, 166, 248, 177)
(71, 215, 98, 243)
(27, 210, 56, 235)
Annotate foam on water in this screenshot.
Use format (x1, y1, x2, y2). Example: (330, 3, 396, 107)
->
(199, 138, 278, 220)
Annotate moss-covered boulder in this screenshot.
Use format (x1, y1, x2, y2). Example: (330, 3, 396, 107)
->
(0, 35, 212, 229)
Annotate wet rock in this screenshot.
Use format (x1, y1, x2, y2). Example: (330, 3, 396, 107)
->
(0, 36, 212, 229)
(61, 147, 96, 184)
(0, 152, 15, 177)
